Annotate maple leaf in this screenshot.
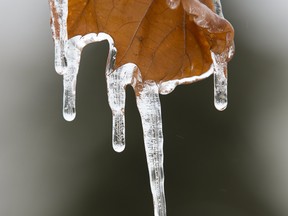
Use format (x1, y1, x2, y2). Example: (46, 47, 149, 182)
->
(51, 0, 234, 83)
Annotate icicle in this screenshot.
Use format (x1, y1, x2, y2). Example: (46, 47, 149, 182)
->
(106, 63, 138, 153)
(62, 36, 83, 121)
(106, 65, 167, 216)
(62, 33, 116, 121)
(49, 0, 68, 75)
(136, 82, 166, 216)
(211, 0, 234, 111)
(159, 69, 214, 95)
(212, 52, 228, 111)
(212, 41, 235, 111)
(166, 0, 180, 9)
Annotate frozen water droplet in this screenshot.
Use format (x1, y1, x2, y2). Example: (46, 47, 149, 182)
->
(212, 52, 228, 111)
(166, 0, 180, 9)
(136, 82, 166, 216)
(159, 68, 214, 95)
(63, 106, 76, 121)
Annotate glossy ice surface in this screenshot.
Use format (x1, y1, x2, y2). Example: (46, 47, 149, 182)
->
(48, 1, 235, 216)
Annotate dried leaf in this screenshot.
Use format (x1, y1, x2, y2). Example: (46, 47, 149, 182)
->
(61, 0, 234, 82)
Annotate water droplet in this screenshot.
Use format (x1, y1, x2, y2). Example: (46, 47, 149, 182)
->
(166, 0, 180, 9)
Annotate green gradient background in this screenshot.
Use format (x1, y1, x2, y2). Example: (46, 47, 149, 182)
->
(0, 1, 288, 216)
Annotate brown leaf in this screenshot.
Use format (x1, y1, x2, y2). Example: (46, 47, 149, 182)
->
(64, 0, 234, 83)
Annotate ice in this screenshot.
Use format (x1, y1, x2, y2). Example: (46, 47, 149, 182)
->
(48, 0, 68, 75)
(159, 67, 214, 95)
(49, 0, 234, 216)
(210, 0, 233, 111)
(106, 63, 138, 152)
(107, 64, 167, 215)
(213, 0, 224, 16)
(136, 82, 166, 216)
(62, 36, 81, 121)
(212, 52, 228, 111)
(106, 68, 125, 152)
(54, 32, 115, 121)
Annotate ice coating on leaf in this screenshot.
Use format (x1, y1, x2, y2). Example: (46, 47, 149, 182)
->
(159, 64, 214, 95)
(66, 0, 234, 84)
(48, 0, 235, 216)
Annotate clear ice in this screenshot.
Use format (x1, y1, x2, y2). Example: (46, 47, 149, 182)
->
(136, 81, 166, 216)
(212, 0, 229, 111)
(212, 52, 228, 111)
(49, 0, 233, 215)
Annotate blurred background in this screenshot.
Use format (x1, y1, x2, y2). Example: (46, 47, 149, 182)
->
(0, 0, 288, 216)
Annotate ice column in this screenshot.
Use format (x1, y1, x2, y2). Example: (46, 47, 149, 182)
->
(49, 0, 68, 75)
(212, 0, 233, 111)
(62, 36, 82, 121)
(106, 66, 167, 216)
(106, 63, 139, 152)
(212, 52, 228, 111)
(136, 82, 166, 216)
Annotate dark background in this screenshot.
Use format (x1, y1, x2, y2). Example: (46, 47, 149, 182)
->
(1, 1, 288, 216)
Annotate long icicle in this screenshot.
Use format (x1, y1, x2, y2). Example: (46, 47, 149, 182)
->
(106, 64, 167, 216)
(136, 82, 166, 216)
(211, 0, 234, 111)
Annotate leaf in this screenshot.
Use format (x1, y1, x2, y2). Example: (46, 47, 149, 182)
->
(51, 0, 234, 83)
